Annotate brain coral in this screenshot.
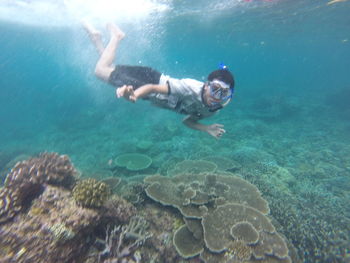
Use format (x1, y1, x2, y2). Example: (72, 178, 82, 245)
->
(0, 152, 76, 224)
(72, 178, 110, 208)
(114, 153, 152, 171)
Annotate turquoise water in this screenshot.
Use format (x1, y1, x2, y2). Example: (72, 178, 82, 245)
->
(0, 0, 349, 262)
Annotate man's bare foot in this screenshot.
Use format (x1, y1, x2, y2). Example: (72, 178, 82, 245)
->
(107, 23, 125, 41)
(82, 21, 102, 43)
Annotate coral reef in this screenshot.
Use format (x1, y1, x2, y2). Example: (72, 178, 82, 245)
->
(239, 161, 348, 263)
(95, 216, 152, 263)
(118, 181, 148, 205)
(202, 155, 241, 171)
(101, 176, 122, 191)
(173, 225, 204, 258)
(144, 172, 291, 262)
(135, 140, 153, 151)
(167, 159, 217, 176)
(145, 173, 269, 218)
(0, 152, 77, 224)
(114, 153, 152, 171)
(103, 195, 137, 223)
(0, 185, 100, 263)
(0, 153, 144, 263)
(72, 178, 111, 208)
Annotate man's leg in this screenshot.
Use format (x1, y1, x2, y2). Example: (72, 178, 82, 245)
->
(83, 21, 105, 55)
(94, 24, 125, 81)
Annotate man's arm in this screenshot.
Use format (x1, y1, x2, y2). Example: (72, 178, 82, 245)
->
(116, 84, 168, 102)
(182, 115, 226, 139)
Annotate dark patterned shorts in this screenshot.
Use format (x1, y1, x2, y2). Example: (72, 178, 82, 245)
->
(108, 65, 161, 89)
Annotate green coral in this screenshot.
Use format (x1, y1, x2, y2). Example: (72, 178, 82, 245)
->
(72, 178, 110, 208)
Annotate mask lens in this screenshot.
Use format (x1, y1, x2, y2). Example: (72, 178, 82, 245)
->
(209, 82, 231, 101)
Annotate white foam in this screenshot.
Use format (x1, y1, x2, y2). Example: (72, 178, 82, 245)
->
(0, 0, 170, 27)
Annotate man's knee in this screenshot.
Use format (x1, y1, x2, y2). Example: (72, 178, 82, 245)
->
(94, 64, 113, 81)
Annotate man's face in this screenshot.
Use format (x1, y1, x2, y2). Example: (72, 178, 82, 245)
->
(203, 80, 232, 107)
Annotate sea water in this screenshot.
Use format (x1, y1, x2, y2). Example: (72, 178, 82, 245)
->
(0, 0, 349, 262)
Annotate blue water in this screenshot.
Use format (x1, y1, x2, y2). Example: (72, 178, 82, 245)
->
(0, 0, 349, 262)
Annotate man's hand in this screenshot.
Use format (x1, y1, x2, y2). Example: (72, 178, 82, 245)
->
(206, 123, 226, 139)
(116, 85, 137, 102)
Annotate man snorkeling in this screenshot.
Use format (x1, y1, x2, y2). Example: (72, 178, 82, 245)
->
(84, 23, 235, 139)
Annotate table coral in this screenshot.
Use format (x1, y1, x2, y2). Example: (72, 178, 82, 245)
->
(114, 153, 152, 171)
(144, 172, 292, 262)
(173, 225, 204, 258)
(145, 173, 269, 218)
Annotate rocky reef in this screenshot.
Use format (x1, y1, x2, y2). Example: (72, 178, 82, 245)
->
(0, 152, 301, 263)
(0, 153, 141, 263)
(0, 184, 100, 262)
(0, 152, 77, 224)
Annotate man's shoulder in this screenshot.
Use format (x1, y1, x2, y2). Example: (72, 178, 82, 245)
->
(181, 78, 204, 88)
(167, 77, 203, 96)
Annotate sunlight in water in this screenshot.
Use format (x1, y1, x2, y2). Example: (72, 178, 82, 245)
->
(0, 0, 170, 27)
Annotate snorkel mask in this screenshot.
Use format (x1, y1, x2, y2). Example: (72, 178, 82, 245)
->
(207, 79, 233, 112)
(207, 63, 235, 112)
(209, 80, 232, 102)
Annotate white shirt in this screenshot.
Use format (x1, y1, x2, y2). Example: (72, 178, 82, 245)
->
(145, 75, 217, 119)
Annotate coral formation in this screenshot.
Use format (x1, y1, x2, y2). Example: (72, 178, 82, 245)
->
(230, 222, 259, 245)
(144, 172, 291, 262)
(49, 223, 75, 243)
(173, 225, 204, 258)
(145, 173, 269, 218)
(103, 195, 137, 223)
(94, 216, 152, 263)
(114, 153, 152, 171)
(0, 153, 146, 263)
(101, 176, 122, 191)
(225, 240, 252, 261)
(72, 178, 110, 208)
(167, 159, 217, 176)
(202, 203, 274, 252)
(0, 152, 76, 224)
(136, 140, 153, 151)
(0, 185, 101, 262)
(202, 155, 241, 171)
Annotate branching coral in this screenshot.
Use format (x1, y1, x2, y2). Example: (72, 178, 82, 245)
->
(98, 216, 152, 263)
(72, 178, 110, 208)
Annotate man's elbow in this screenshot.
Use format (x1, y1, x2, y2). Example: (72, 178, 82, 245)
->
(182, 116, 191, 124)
